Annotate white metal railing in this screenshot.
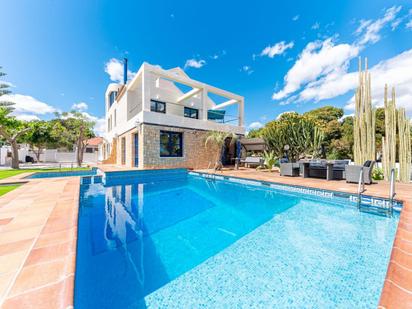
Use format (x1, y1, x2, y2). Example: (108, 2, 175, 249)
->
(357, 167, 365, 209)
(389, 168, 396, 216)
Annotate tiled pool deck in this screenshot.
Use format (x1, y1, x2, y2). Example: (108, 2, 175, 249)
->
(0, 167, 411, 308)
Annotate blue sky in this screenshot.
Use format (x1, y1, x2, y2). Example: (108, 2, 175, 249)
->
(1, 0, 412, 134)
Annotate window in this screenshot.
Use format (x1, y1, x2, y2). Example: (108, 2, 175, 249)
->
(85, 147, 94, 153)
(160, 131, 183, 157)
(150, 100, 166, 113)
(109, 91, 117, 107)
(114, 109, 117, 127)
(184, 107, 199, 119)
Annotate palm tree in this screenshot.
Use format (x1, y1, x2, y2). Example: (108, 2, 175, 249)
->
(205, 131, 238, 171)
(0, 67, 15, 112)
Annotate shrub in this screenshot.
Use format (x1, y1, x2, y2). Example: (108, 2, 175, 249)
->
(372, 167, 384, 181)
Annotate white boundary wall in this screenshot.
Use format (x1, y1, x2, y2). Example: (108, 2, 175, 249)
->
(0, 146, 98, 166)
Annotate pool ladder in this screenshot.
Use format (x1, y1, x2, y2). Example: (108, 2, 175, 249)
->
(357, 167, 395, 217)
(204, 173, 217, 181)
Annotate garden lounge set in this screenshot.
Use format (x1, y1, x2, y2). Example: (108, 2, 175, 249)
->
(280, 159, 375, 184)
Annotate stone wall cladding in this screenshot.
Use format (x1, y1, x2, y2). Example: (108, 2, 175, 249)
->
(142, 124, 219, 169)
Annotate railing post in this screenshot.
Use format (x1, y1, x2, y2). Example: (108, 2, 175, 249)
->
(357, 167, 364, 210)
(389, 168, 396, 217)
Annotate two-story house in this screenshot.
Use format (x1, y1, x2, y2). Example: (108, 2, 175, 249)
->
(103, 61, 245, 169)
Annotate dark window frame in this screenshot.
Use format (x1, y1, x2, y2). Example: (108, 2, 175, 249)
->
(184, 107, 199, 119)
(160, 131, 183, 157)
(150, 99, 166, 113)
(109, 91, 117, 107)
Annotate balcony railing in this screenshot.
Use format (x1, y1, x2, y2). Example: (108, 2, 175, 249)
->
(149, 99, 240, 125)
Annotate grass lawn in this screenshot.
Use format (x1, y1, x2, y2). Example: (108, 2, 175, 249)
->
(0, 167, 91, 180)
(0, 184, 21, 196)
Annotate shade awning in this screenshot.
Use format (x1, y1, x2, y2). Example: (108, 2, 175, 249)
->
(240, 138, 267, 152)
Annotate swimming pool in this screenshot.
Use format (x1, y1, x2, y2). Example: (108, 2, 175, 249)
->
(75, 169, 399, 308)
(26, 167, 98, 179)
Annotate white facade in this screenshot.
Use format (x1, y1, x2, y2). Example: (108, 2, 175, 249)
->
(104, 63, 245, 146)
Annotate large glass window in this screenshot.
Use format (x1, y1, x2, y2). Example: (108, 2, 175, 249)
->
(150, 100, 166, 113)
(184, 107, 199, 119)
(109, 91, 117, 107)
(160, 131, 183, 157)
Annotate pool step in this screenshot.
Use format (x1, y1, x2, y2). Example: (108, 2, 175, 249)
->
(80, 175, 103, 185)
(359, 204, 393, 217)
(357, 196, 394, 217)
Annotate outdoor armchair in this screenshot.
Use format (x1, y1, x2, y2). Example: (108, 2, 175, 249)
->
(345, 160, 375, 185)
(280, 163, 300, 177)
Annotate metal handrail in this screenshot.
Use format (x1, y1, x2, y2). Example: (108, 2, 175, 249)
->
(357, 167, 365, 209)
(389, 168, 396, 216)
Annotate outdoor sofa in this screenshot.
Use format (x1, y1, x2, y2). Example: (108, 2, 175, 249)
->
(240, 156, 264, 168)
(304, 160, 350, 180)
(345, 160, 375, 185)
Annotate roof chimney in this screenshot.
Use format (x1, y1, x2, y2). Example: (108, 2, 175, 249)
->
(123, 58, 128, 85)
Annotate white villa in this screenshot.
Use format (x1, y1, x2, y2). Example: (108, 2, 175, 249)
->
(102, 61, 245, 169)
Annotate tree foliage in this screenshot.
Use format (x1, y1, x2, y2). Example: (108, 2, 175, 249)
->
(23, 120, 64, 161)
(53, 111, 95, 166)
(205, 131, 237, 171)
(262, 113, 325, 162)
(0, 67, 15, 112)
(0, 108, 31, 168)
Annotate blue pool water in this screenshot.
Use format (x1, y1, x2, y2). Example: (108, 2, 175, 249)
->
(26, 167, 98, 179)
(75, 170, 399, 308)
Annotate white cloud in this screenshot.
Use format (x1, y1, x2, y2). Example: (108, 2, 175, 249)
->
(240, 65, 253, 75)
(355, 6, 402, 46)
(15, 114, 40, 121)
(391, 18, 402, 30)
(344, 49, 412, 115)
(311, 22, 320, 30)
(406, 20, 412, 29)
(210, 50, 226, 60)
(272, 38, 359, 100)
(260, 41, 294, 58)
(248, 122, 263, 130)
(292, 15, 300, 21)
(71, 102, 88, 111)
(2, 94, 57, 116)
(272, 6, 404, 105)
(184, 58, 206, 69)
(104, 58, 135, 83)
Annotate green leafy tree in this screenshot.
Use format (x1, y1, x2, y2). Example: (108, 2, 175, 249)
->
(23, 120, 64, 162)
(247, 128, 263, 138)
(262, 114, 324, 162)
(304, 106, 344, 155)
(0, 108, 30, 168)
(54, 111, 95, 166)
(0, 67, 15, 112)
(205, 131, 237, 171)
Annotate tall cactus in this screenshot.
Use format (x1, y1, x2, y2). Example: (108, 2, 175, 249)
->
(382, 85, 397, 181)
(353, 57, 376, 164)
(398, 107, 411, 183)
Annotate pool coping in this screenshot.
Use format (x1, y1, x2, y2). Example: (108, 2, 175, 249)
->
(0, 168, 411, 308)
(190, 171, 404, 212)
(0, 177, 80, 308)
